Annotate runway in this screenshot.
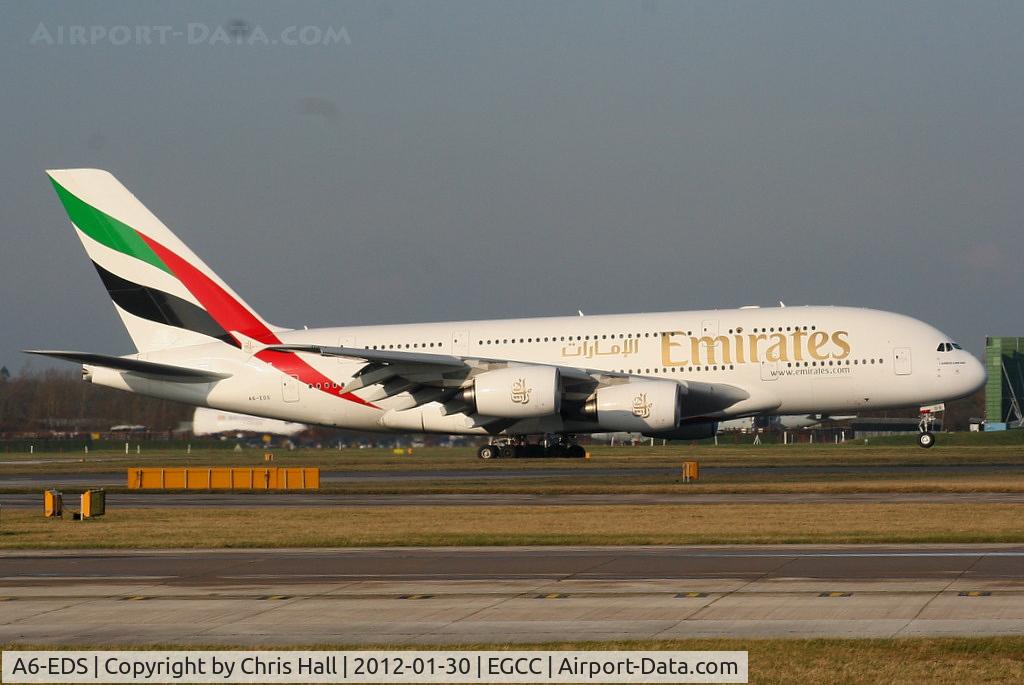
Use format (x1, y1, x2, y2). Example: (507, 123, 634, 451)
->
(2, 545, 1023, 644)
(2, 491, 1024, 508)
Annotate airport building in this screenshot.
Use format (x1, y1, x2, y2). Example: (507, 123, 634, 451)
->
(985, 336, 1024, 430)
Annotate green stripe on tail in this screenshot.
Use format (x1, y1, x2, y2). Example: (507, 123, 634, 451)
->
(49, 178, 171, 275)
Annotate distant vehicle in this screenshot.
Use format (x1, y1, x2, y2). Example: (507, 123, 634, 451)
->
(597, 414, 856, 442)
(31, 169, 986, 454)
(718, 414, 857, 432)
(192, 407, 306, 437)
(591, 431, 644, 445)
(109, 424, 147, 432)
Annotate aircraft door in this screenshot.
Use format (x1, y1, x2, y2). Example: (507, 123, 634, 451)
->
(760, 361, 779, 381)
(282, 375, 300, 402)
(894, 347, 912, 375)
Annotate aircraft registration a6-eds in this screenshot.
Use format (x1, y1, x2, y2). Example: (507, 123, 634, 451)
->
(29, 169, 985, 455)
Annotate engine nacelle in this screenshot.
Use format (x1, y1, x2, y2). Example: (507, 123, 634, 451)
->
(459, 366, 561, 419)
(584, 380, 682, 432)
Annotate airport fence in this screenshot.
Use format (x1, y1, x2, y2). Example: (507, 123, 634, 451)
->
(0, 435, 232, 454)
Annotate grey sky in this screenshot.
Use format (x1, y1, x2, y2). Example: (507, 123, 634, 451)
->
(2, 1, 1021, 370)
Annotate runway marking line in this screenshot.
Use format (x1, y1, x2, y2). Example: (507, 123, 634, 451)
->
(819, 592, 853, 597)
(676, 592, 708, 598)
(537, 593, 567, 599)
(124, 596, 147, 601)
(262, 595, 291, 600)
(398, 594, 434, 600)
(959, 591, 992, 597)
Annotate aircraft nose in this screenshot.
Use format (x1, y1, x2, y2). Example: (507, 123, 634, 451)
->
(962, 353, 987, 396)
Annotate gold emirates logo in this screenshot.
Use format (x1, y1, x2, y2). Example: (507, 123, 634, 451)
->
(510, 378, 532, 404)
(661, 329, 851, 366)
(632, 393, 652, 418)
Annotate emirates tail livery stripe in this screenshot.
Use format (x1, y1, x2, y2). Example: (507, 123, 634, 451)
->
(139, 233, 379, 408)
(50, 177, 171, 275)
(138, 234, 277, 344)
(91, 261, 235, 344)
(51, 176, 378, 410)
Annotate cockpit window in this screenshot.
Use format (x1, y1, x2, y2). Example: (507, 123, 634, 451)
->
(937, 342, 956, 352)
(952, 343, 963, 350)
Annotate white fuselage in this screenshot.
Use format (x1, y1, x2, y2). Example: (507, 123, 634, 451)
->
(85, 305, 985, 436)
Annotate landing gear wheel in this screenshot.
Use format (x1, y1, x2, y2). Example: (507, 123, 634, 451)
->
(544, 444, 567, 458)
(917, 432, 935, 449)
(566, 444, 586, 459)
(478, 445, 499, 459)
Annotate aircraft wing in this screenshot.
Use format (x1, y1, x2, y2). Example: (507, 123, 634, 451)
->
(264, 344, 778, 420)
(24, 350, 231, 383)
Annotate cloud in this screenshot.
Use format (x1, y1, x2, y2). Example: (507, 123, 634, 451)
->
(297, 96, 341, 125)
(963, 242, 1009, 272)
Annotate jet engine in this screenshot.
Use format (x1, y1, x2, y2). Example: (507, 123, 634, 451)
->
(455, 366, 561, 418)
(583, 380, 683, 432)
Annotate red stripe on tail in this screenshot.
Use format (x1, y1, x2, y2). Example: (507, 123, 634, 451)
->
(139, 234, 379, 409)
(140, 235, 278, 345)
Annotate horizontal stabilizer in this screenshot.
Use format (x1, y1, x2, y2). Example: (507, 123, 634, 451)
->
(23, 350, 230, 382)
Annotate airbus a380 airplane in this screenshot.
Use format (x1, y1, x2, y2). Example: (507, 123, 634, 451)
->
(30, 169, 985, 456)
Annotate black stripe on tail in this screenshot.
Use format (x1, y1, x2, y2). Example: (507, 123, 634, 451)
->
(92, 262, 236, 345)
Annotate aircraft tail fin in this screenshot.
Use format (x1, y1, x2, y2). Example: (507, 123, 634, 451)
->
(46, 169, 283, 352)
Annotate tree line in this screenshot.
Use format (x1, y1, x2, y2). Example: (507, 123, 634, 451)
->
(0, 368, 191, 433)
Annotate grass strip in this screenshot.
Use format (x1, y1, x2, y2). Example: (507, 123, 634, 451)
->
(2, 503, 1022, 549)
(6, 475, 1024, 496)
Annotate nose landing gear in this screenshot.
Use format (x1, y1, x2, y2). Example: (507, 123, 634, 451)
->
(917, 405, 941, 448)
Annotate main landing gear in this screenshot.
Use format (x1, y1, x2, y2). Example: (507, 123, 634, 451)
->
(477, 435, 586, 459)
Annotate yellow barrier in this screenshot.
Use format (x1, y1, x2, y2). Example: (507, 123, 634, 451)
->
(127, 467, 320, 490)
(682, 461, 699, 483)
(43, 489, 63, 518)
(81, 489, 106, 518)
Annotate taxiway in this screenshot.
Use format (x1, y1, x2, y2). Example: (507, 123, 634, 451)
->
(1, 545, 1022, 645)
